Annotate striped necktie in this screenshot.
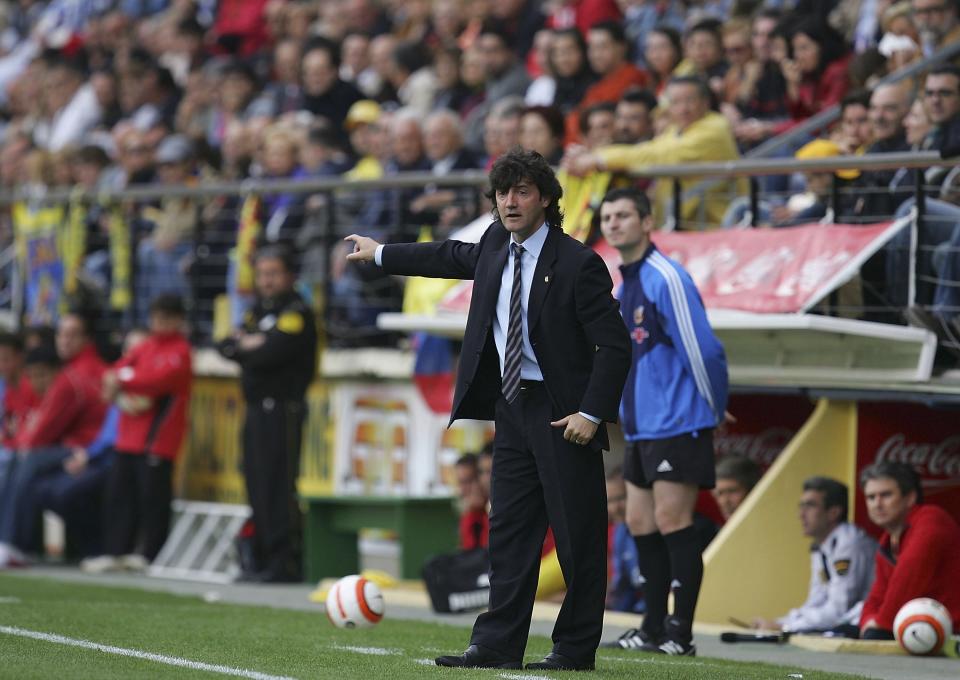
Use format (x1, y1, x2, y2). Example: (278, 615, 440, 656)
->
(502, 242, 524, 403)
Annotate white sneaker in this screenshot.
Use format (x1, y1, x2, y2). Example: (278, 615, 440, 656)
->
(0, 543, 26, 568)
(80, 555, 121, 573)
(119, 554, 149, 572)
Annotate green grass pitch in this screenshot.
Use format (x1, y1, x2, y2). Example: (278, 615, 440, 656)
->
(0, 573, 870, 679)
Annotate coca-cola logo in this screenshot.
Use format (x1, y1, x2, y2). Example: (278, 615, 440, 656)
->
(714, 428, 794, 466)
(874, 434, 960, 478)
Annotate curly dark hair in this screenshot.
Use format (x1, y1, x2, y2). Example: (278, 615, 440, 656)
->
(484, 148, 564, 230)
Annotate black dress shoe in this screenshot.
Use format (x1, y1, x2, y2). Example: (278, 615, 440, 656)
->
(435, 644, 521, 669)
(525, 652, 595, 671)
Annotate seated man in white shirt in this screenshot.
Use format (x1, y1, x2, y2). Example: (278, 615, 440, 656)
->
(753, 476, 877, 635)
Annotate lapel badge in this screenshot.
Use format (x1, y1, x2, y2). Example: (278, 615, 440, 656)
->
(544, 275, 550, 283)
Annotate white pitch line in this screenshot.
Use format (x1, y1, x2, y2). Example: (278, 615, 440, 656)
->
(0, 597, 21, 604)
(498, 673, 551, 680)
(0, 625, 296, 680)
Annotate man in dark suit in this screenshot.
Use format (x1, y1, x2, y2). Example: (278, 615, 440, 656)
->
(346, 149, 631, 671)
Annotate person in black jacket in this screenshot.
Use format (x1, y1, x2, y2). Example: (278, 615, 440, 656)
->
(346, 149, 631, 671)
(217, 246, 318, 583)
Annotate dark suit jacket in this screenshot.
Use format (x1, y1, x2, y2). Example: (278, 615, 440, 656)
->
(382, 222, 631, 451)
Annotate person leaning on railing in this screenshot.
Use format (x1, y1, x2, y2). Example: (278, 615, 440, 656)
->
(560, 75, 745, 230)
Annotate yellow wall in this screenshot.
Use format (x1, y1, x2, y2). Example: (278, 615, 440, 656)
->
(697, 399, 858, 625)
(174, 377, 334, 503)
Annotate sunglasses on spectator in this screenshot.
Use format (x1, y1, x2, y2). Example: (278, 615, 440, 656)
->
(924, 89, 959, 99)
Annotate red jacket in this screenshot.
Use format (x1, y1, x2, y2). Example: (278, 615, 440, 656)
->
(18, 344, 106, 450)
(114, 331, 192, 460)
(459, 509, 489, 550)
(860, 504, 960, 631)
(2, 374, 36, 447)
(565, 62, 649, 144)
(786, 54, 851, 121)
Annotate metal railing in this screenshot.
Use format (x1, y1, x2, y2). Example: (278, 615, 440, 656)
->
(0, 150, 956, 353)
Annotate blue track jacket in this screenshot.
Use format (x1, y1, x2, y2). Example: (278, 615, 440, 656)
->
(618, 244, 728, 440)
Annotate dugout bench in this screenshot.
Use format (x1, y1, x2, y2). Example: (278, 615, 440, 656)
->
(301, 496, 459, 580)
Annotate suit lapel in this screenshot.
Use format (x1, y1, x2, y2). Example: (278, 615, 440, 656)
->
(528, 227, 558, 332)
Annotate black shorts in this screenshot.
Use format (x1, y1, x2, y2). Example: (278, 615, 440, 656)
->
(622, 429, 716, 490)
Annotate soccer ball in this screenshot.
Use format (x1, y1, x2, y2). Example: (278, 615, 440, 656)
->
(893, 598, 953, 656)
(325, 575, 385, 629)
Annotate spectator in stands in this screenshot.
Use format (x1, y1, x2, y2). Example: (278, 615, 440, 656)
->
(847, 82, 912, 222)
(752, 477, 876, 635)
(455, 453, 489, 551)
(613, 88, 657, 144)
(679, 19, 728, 99)
(730, 9, 790, 147)
(912, 0, 960, 59)
(711, 456, 762, 522)
(35, 55, 102, 152)
(567, 20, 647, 144)
(580, 101, 617, 149)
(645, 26, 683, 97)
(859, 461, 960, 638)
(539, 28, 595, 115)
(464, 23, 532, 152)
(490, 0, 547, 60)
(783, 19, 851, 124)
(605, 466, 644, 614)
(0, 313, 107, 562)
(620, 0, 685, 73)
(432, 46, 473, 115)
(297, 37, 363, 134)
(719, 19, 755, 108)
(252, 38, 303, 118)
(563, 76, 743, 229)
(519, 105, 565, 164)
(886, 67, 960, 322)
(82, 297, 191, 572)
(135, 134, 198, 326)
(387, 41, 438, 119)
(835, 91, 873, 155)
(769, 139, 857, 227)
(206, 60, 260, 149)
(409, 110, 481, 234)
(482, 96, 525, 167)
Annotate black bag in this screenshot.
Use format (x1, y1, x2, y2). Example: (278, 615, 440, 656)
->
(421, 548, 490, 613)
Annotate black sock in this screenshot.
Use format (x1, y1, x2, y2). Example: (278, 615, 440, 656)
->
(663, 525, 703, 628)
(633, 532, 670, 637)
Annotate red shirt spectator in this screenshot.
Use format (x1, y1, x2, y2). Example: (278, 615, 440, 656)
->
(860, 504, 960, 631)
(112, 330, 193, 461)
(786, 54, 851, 121)
(18, 342, 106, 450)
(2, 375, 36, 447)
(459, 509, 489, 550)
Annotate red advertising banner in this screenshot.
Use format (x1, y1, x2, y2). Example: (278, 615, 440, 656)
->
(855, 402, 960, 537)
(715, 394, 815, 468)
(439, 220, 903, 315)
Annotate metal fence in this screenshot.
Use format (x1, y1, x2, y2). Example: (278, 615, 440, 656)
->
(1, 151, 958, 358)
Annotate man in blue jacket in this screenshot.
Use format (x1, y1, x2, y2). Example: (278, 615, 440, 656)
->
(598, 187, 728, 656)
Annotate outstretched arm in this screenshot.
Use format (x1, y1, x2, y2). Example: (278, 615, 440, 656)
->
(344, 231, 484, 280)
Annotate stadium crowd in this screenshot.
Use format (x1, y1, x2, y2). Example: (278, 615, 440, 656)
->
(0, 0, 958, 345)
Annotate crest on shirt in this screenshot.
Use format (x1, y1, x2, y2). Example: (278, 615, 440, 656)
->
(833, 559, 851, 576)
(259, 314, 277, 331)
(631, 306, 649, 345)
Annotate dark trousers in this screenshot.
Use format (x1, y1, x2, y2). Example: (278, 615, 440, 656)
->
(242, 398, 305, 575)
(103, 452, 173, 560)
(2, 446, 70, 548)
(36, 451, 114, 558)
(470, 384, 607, 663)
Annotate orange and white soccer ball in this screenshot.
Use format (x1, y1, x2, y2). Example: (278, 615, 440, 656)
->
(325, 575, 385, 629)
(893, 598, 952, 656)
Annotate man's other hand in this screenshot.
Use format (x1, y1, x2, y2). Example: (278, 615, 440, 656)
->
(551, 413, 599, 446)
(344, 235, 382, 263)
